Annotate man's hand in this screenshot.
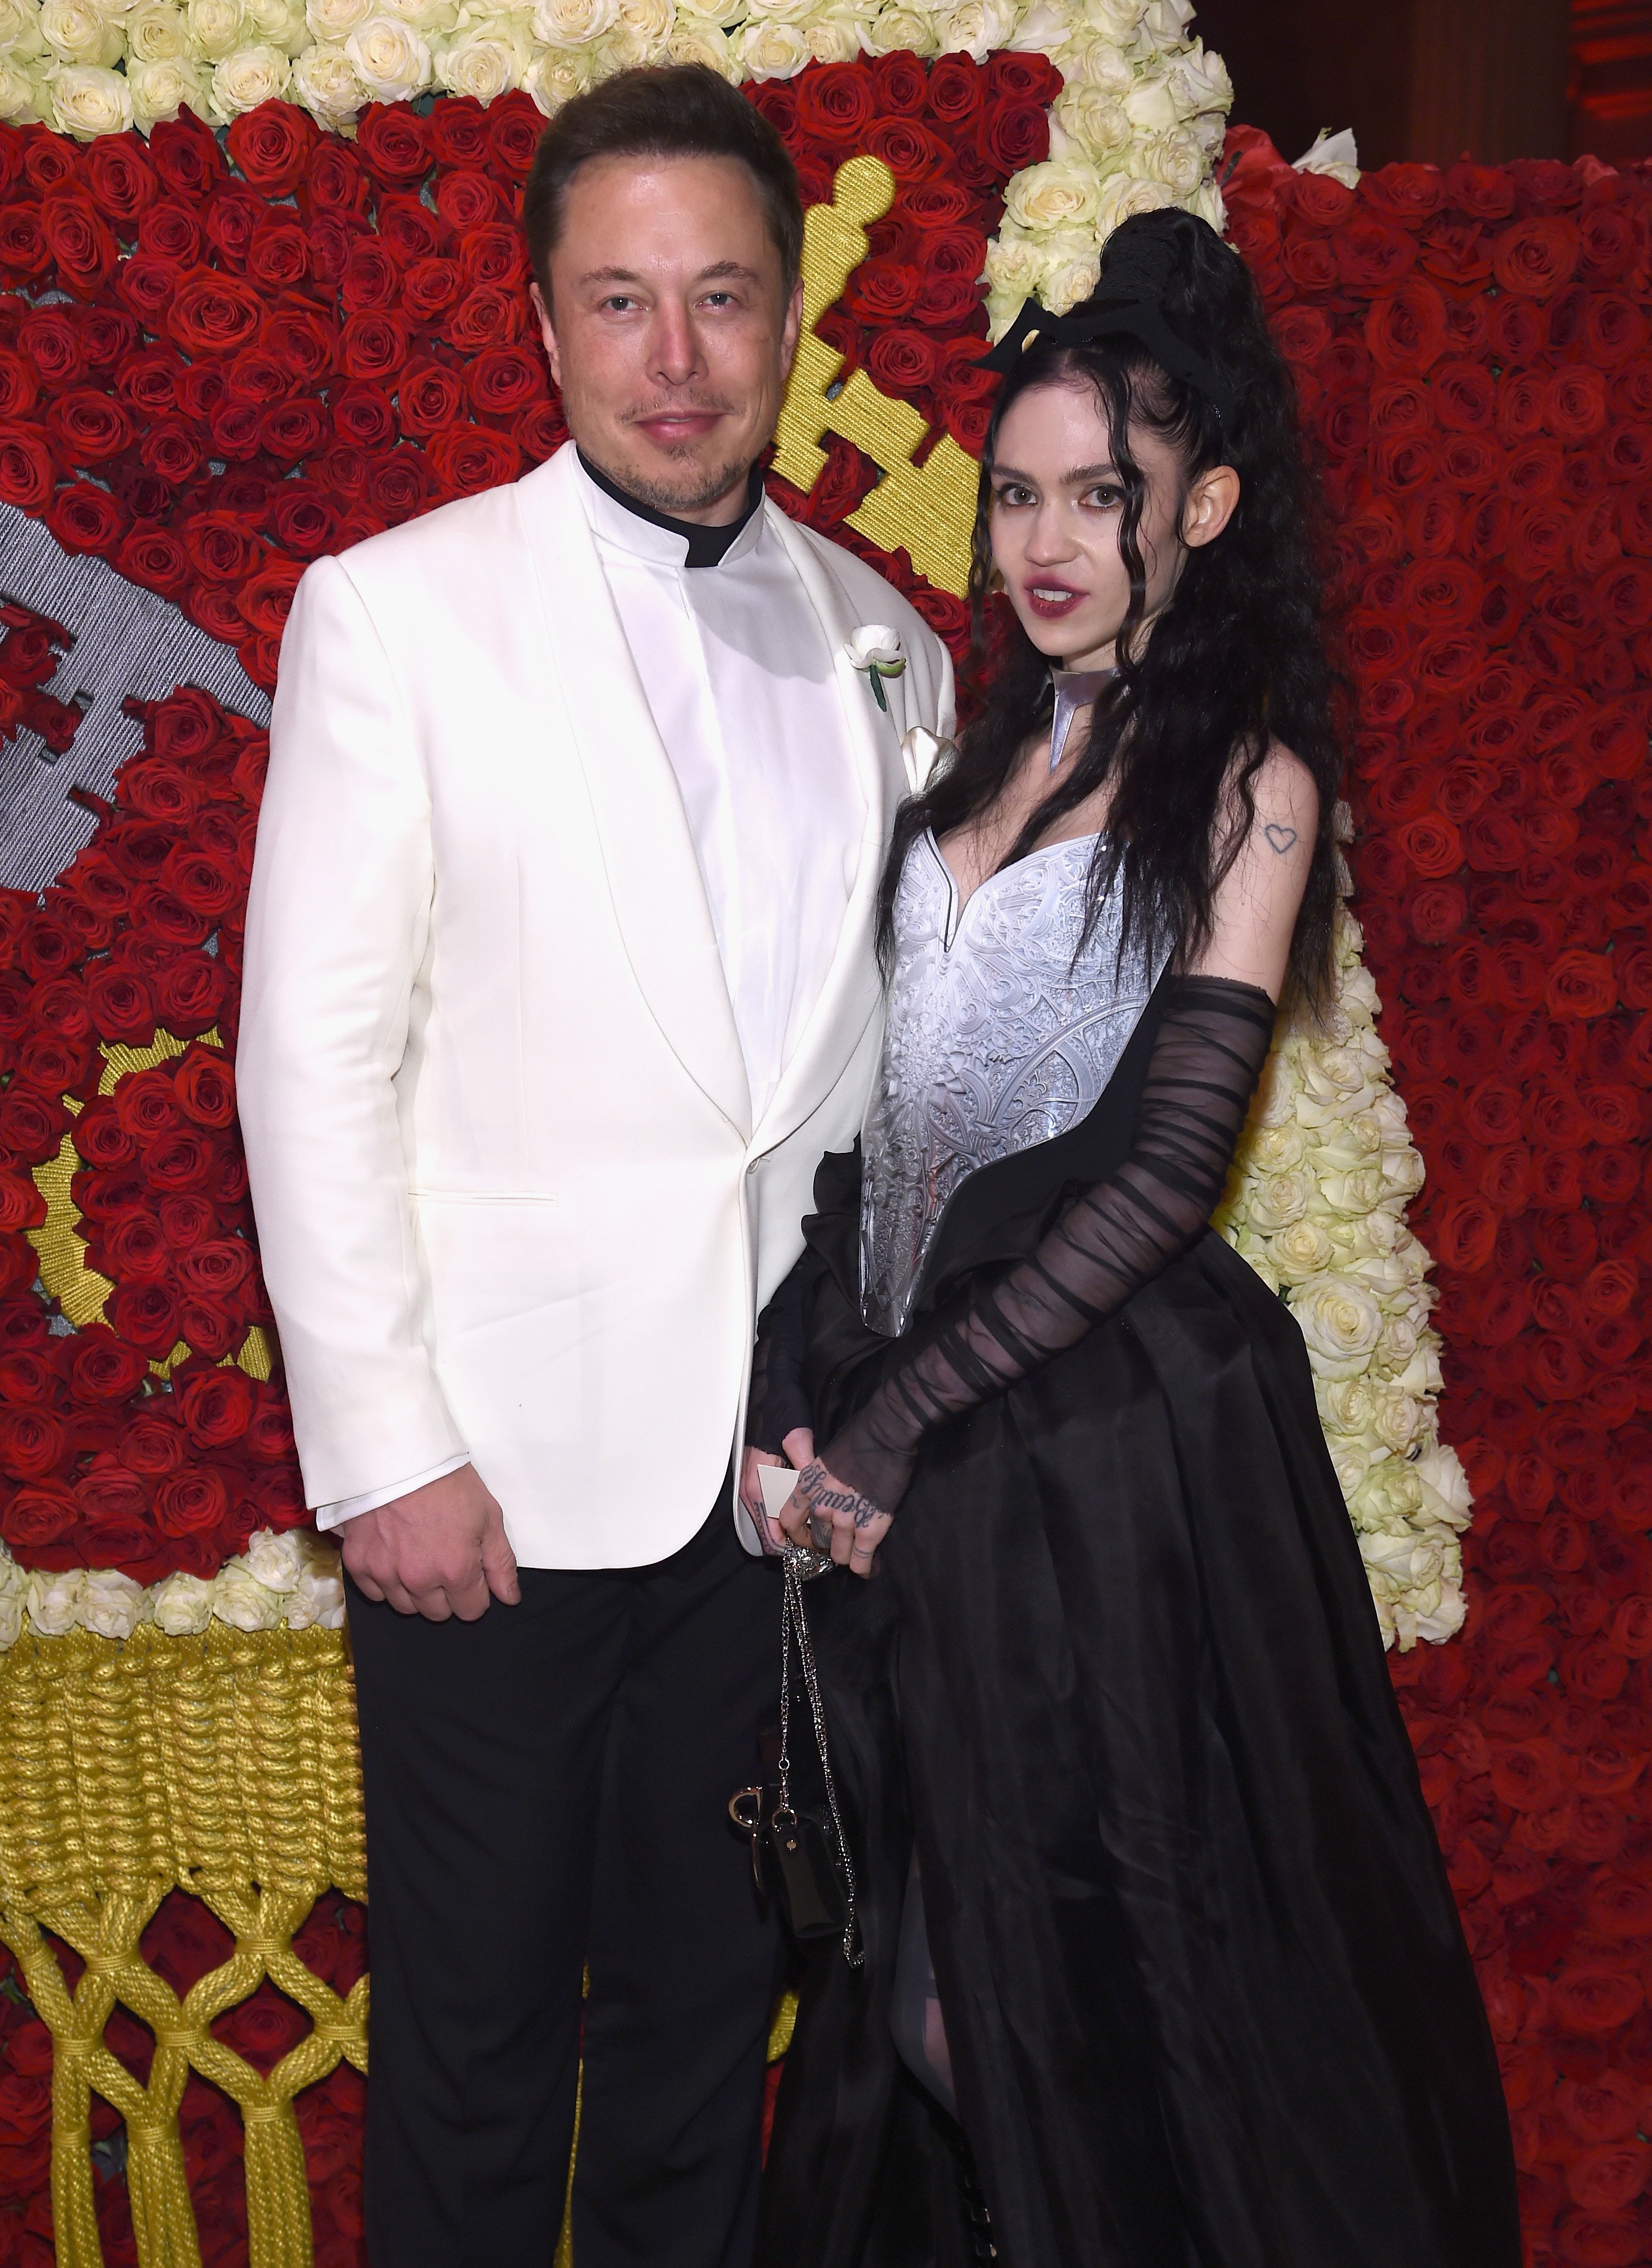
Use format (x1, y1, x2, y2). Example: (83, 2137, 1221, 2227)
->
(738, 1427, 814, 1553)
(341, 1464, 520, 1621)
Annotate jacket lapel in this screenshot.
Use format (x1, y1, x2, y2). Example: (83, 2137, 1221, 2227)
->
(515, 447, 752, 1138)
(753, 505, 898, 1157)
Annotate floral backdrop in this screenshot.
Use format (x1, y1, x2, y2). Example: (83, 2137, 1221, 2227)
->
(0, 17, 1645, 2268)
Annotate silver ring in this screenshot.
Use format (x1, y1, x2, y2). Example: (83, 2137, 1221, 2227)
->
(808, 1513, 833, 1552)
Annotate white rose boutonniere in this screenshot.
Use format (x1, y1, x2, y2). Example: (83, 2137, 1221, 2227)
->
(845, 625, 906, 714)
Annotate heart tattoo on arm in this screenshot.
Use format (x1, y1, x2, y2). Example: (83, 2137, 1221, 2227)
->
(1262, 822, 1298, 854)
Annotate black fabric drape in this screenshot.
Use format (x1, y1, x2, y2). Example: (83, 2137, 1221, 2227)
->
(757, 1001, 1520, 2268)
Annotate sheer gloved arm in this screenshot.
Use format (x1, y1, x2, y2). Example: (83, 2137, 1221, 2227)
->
(745, 1262, 815, 1454)
(801, 975, 1277, 1526)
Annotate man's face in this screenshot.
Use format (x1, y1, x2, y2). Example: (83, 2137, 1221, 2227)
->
(535, 152, 803, 525)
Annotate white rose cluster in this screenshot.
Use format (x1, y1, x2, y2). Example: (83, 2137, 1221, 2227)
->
(0, 1526, 345, 1650)
(1215, 836, 1471, 1654)
(0, 0, 1232, 238)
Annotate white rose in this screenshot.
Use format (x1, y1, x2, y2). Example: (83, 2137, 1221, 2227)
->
(212, 1561, 284, 1633)
(1062, 35, 1131, 91)
(523, 41, 590, 108)
(1251, 1045, 1299, 1128)
(862, 0, 937, 52)
(983, 226, 1044, 314)
(1005, 0, 1072, 52)
(1412, 1586, 1466, 1647)
(244, 0, 307, 46)
(844, 625, 905, 673)
(0, 54, 42, 110)
(1315, 1376, 1373, 1436)
(434, 22, 519, 92)
(285, 1547, 346, 1631)
(661, 19, 733, 66)
(1245, 1122, 1305, 1174)
(1166, 36, 1230, 119)
(151, 1571, 215, 1637)
(1267, 1217, 1336, 1283)
(1037, 228, 1100, 315)
(0, 0, 45, 60)
(1123, 66, 1178, 133)
(28, 1567, 84, 1638)
(936, 0, 1013, 59)
(125, 0, 187, 54)
(1139, 126, 1204, 195)
(1415, 1444, 1472, 1532)
(344, 12, 428, 91)
(82, 1568, 149, 1642)
(1084, 0, 1140, 35)
(530, 0, 611, 40)
(305, 0, 367, 36)
(210, 40, 292, 113)
(244, 1527, 305, 1594)
(1310, 1111, 1383, 1173)
(1290, 1272, 1383, 1379)
(1139, 0, 1190, 35)
(128, 50, 209, 120)
(1188, 176, 1225, 229)
(1328, 1437, 1370, 1502)
(0, 1590, 21, 1651)
(799, 10, 853, 57)
(731, 17, 806, 72)
(1051, 80, 1129, 161)
(185, 0, 245, 49)
(375, 0, 452, 31)
(1096, 172, 1176, 230)
(1371, 1385, 1420, 1457)
(40, 0, 119, 59)
(289, 36, 363, 118)
(1313, 1166, 1386, 1217)
(1245, 1168, 1309, 1235)
(48, 56, 129, 128)
(1004, 157, 1102, 234)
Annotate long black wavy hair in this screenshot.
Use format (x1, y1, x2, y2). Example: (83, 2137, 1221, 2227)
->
(878, 206, 1342, 1009)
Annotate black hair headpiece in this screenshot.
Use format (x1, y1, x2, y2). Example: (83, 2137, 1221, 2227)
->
(976, 226, 1236, 427)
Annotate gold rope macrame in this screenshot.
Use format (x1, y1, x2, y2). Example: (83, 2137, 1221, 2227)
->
(0, 1623, 367, 2268)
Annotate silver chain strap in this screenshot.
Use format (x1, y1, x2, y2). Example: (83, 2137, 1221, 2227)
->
(778, 1545, 864, 1968)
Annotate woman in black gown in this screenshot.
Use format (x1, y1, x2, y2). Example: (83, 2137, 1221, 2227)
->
(743, 211, 1519, 2267)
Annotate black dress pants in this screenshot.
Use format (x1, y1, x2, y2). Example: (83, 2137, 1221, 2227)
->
(346, 1500, 784, 2268)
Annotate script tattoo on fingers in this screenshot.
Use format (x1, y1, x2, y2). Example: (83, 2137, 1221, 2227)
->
(799, 1459, 888, 1533)
(1263, 822, 1298, 854)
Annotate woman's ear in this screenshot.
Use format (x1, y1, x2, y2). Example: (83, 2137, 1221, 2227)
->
(1182, 464, 1241, 550)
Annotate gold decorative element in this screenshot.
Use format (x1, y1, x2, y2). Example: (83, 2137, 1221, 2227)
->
(0, 1623, 367, 2268)
(27, 1026, 269, 1381)
(775, 158, 977, 602)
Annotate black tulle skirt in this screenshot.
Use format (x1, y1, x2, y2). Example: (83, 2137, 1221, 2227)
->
(758, 1084, 1520, 2268)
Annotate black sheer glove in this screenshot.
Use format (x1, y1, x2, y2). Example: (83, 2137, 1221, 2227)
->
(814, 975, 1278, 1523)
(745, 1263, 815, 1454)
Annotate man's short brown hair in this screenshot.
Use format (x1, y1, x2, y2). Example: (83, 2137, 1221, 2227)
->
(521, 65, 805, 309)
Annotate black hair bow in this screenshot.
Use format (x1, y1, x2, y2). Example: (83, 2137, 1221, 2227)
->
(976, 228, 1235, 426)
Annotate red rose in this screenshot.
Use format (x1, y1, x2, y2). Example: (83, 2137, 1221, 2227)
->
(459, 223, 526, 292)
(375, 190, 444, 266)
(0, 1408, 67, 1483)
(399, 361, 464, 439)
(46, 481, 127, 558)
(1, 1481, 78, 1549)
(40, 188, 117, 298)
(794, 60, 876, 144)
(237, 561, 304, 640)
(444, 284, 528, 353)
(152, 1466, 230, 1537)
(428, 91, 491, 168)
(1492, 215, 1580, 298)
(429, 426, 520, 499)
(80, 131, 157, 224)
(166, 269, 263, 356)
(66, 1327, 147, 1404)
(225, 100, 317, 197)
(368, 446, 438, 523)
(976, 97, 1048, 179)
(300, 138, 369, 219)
(402, 257, 462, 324)
(115, 529, 191, 601)
(263, 303, 336, 387)
(465, 345, 543, 420)
(0, 203, 50, 280)
(434, 167, 503, 235)
(355, 103, 433, 189)
(487, 89, 543, 182)
(1565, 2141, 1652, 2213)
(150, 110, 230, 200)
(47, 387, 132, 467)
(0, 422, 54, 516)
(175, 1366, 255, 1448)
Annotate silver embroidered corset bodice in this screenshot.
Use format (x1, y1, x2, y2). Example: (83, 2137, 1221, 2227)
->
(860, 831, 1166, 1336)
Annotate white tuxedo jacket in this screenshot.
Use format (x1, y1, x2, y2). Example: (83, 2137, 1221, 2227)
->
(237, 443, 955, 1568)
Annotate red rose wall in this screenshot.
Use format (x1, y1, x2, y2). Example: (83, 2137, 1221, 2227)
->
(0, 66, 1649, 2268)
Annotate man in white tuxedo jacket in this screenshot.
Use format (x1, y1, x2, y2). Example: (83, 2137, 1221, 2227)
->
(237, 62, 952, 2268)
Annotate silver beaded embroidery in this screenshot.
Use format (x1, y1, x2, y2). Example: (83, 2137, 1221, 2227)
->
(860, 831, 1165, 1336)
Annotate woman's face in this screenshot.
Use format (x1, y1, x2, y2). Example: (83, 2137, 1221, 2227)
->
(987, 376, 1238, 673)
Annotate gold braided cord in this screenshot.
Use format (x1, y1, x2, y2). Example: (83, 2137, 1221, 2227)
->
(0, 1626, 366, 2268)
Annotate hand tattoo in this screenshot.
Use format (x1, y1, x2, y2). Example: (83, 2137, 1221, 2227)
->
(799, 1459, 888, 1531)
(1263, 822, 1298, 854)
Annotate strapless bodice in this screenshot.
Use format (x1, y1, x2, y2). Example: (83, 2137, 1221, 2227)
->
(860, 830, 1165, 1335)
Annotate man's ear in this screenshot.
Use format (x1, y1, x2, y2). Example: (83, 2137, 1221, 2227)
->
(530, 281, 562, 390)
(778, 272, 804, 385)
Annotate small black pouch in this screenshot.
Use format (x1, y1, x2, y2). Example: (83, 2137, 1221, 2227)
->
(728, 1546, 863, 1965)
